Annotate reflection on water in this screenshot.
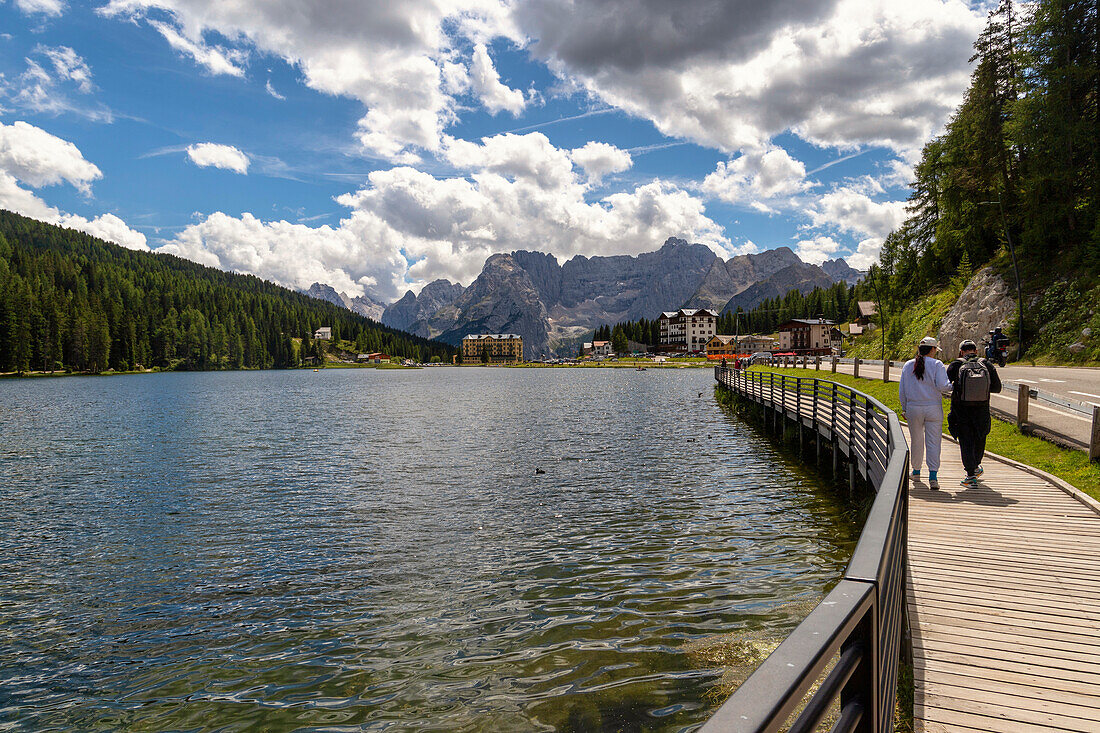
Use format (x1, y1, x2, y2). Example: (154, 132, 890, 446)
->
(0, 367, 857, 731)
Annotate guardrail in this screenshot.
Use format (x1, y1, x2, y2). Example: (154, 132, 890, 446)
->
(706, 367, 909, 733)
(767, 356, 1100, 460)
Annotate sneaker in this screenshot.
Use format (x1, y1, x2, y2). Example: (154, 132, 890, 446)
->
(928, 476, 939, 490)
(975, 465, 984, 478)
(911, 469, 921, 477)
(960, 476, 979, 488)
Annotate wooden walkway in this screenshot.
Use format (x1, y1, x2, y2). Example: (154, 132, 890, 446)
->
(907, 441, 1100, 731)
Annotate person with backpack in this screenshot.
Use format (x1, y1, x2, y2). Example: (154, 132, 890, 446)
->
(899, 337, 953, 489)
(946, 339, 1002, 487)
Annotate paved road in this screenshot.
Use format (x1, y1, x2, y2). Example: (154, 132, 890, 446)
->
(782, 359, 1099, 448)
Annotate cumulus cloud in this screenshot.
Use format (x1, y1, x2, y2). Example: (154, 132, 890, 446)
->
(570, 141, 632, 185)
(805, 180, 907, 269)
(0, 121, 147, 250)
(702, 146, 810, 210)
(0, 120, 102, 193)
(158, 132, 729, 300)
(98, 0, 515, 161)
(186, 142, 249, 174)
(517, 0, 982, 155)
(794, 235, 841, 265)
(469, 43, 526, 116)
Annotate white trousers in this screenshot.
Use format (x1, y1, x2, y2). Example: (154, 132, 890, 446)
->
(905, 403, 943, 472)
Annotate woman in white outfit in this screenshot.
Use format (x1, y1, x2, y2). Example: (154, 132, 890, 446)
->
(898, 336, 953, 489)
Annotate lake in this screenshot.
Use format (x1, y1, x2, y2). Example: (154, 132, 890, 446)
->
(0, 367, 858, 731)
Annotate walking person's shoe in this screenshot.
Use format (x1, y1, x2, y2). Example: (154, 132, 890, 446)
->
(928, 470, 939, 490)
(911, 469, 921, 478)
(960, 475, 979, 488)
(974, 465, 984, 478)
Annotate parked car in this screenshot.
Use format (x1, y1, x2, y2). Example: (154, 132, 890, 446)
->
(749, 351, 773, 365)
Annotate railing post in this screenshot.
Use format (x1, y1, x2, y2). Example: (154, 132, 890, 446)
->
(840, 611, 878, 733)
(1091, 406, 1100, 462)
(853, 358, 860, 379)
(1017, 384, 1030, 430)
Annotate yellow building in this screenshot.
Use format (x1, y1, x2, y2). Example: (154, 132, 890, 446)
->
(461, 334, 524, 363)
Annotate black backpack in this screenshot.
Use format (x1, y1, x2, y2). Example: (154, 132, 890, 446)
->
(956, 358, 991, 404)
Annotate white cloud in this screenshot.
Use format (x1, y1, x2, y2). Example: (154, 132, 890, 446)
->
(1, 46, 110, 121)
(186, 143, 249, 174)
(794, 235, 841, 265)
(13, 0, 64, 16)
(38, 46, 92, 92)
(0, 120, 102, 193)
(805, 181, 908, 269)
(517, 0, 983, 156)
(703, 146, 810, 208)
(469, 43, 526, 116)
(444, 132, 574, 189)
(0, 122, 147, 250)
(159, 133, 730, 301)
(148, 20, 247, 77)
(264, 79, 285, 100)
(569, 141, 632, 185)
(98, 0, 515, 161)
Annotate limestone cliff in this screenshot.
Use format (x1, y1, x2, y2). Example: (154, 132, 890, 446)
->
(937, 266, 1015, 356)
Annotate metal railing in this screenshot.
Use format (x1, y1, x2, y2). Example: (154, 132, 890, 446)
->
(705, 367, 909, 733)
(770, 355, 1100, 460)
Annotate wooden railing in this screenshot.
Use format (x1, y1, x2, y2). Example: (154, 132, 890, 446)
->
(703, 367, 910, 733)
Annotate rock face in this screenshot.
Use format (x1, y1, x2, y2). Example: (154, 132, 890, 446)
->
(937, 266, 1016, 357)
(381, 279, 465, 332)
(684, 246, 803, 310)
(821, 258, 864, 285)
(722, 261, 836, 313)
(424, 254, 550, 358)
(302, 282, 387, 321)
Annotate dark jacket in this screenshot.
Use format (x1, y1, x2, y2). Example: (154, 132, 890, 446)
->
(946, 356, 1002, 408)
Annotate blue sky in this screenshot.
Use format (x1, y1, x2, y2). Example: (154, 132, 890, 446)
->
(0, 0, 990, 302)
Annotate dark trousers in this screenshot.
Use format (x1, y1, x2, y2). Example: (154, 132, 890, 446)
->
(948, 405, 991, 477)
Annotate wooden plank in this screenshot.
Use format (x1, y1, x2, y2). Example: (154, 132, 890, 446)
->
(915, 691, 1100, 732)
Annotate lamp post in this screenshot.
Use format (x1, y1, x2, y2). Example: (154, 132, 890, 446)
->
(978, 200, 1025, 358)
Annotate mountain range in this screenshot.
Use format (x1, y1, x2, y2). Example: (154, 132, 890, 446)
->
(305, 238, 863, 358)
(300, 283, 388, 322)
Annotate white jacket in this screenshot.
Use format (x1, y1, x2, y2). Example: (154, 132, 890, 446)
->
(899, 357, 952, 413)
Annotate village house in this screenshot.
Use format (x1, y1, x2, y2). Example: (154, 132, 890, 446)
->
(850, 301, 877, 335)
(591, 340, 612, 357)
(461, 334, 524, 363)
(658, 308, 718, 353)
(313, 326, 332, 340)
(357, 352, 389, 363)
(705, 334, 778, 358)
(777, 319, 838, 355)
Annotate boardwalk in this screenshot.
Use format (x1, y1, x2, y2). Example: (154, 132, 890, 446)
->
(908, 447, 1100, 732)
(713, 367, 1100, 731)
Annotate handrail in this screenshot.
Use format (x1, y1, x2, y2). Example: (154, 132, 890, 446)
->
(773, 355, 1095, 417)
(705, 366, 910, 733)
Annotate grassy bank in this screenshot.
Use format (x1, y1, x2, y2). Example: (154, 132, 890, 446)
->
(755, 366, 1100, 500)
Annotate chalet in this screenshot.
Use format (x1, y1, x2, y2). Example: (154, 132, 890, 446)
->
(658, 308, 718, 353)
(855, 301, 877, 328)
(358, 352, 389, 363)
(777, 319, 837, 355)
(591, 340, 612, 357)
(705, 335, 738, 357)
(314, 326, 332, 340)
(706, 334, 777, 358)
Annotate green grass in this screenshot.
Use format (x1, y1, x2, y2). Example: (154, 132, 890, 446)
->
(756, 366, 1100, 500)
(845, 288, 958, 361)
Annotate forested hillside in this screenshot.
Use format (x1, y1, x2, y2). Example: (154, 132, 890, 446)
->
(862, 0, 1099, 359)
(0, 210, 453, 374)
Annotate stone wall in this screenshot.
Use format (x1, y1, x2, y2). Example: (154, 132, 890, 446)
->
(937, 266, 1015, 358)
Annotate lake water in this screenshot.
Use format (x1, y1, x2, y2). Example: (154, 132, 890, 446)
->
(0, 367, 858, 732)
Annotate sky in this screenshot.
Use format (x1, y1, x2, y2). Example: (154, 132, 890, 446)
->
(0, 0, 993, 303)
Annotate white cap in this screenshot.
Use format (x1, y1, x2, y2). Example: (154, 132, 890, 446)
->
(920, 336, 939, 348)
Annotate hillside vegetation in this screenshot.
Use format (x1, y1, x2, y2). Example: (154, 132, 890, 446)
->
(0, 210, 453, 374)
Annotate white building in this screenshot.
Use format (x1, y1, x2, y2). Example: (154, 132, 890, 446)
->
(591, 340, 612, 357)
(314, 326, 332, 340)
(658, 308, 718, 353)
